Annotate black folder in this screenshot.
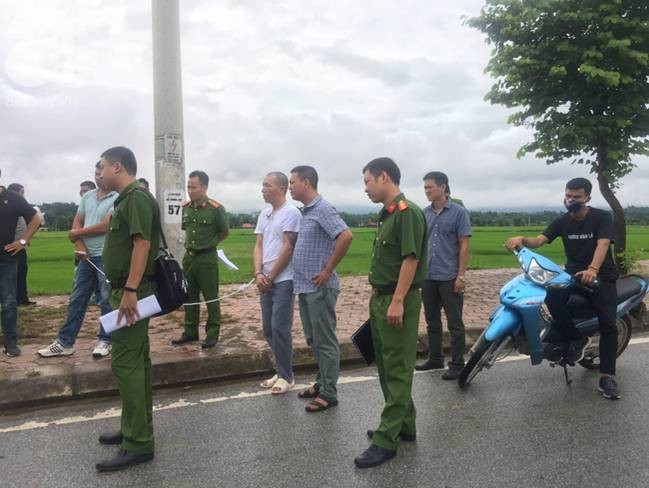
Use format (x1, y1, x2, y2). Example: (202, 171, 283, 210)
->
(351, 319, 374, 365)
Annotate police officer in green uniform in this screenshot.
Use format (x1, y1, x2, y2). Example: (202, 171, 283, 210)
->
(95, 147, 159, 472)
(171, 170, 229, 349)
(354, 157, 427, 469)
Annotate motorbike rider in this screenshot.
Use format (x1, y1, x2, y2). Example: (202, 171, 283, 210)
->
(505, 178, 620, 400)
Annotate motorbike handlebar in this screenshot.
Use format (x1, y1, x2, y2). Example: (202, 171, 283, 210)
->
(570, 276, 600, 293)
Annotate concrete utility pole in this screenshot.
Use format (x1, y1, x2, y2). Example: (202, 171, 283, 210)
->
(152, 0, 186, 260)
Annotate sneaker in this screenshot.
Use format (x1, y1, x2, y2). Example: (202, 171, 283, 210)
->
(415, 359, 445, 371)
(92, 341, 112, 359)
(598, 376, 621, 400)
(38, 340, 75, 358)
(565, 336, 591, 364)
(4, 343, 21, 357)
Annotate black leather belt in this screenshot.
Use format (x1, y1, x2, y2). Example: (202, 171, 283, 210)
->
(186, 247, 216, 256)
(372, 284, 421, 296)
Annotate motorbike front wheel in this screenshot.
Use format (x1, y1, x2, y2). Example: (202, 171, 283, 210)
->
(578, 315, 633, 370)
(458, 336, 502, 388)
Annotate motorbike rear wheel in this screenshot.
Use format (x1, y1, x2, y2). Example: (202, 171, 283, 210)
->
(578, 315, 632, 370)
(458, 336, 502, 388)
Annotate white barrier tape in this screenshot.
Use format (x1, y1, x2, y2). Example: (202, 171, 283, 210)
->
(77, 252, 255, 307)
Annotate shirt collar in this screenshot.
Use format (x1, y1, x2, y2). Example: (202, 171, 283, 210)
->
(114, 180, 140, 205)
(431, 198, 452, 213)
(265, 201, 288, 217)
(192, 196, 209, 209)
(381, 193, 405, 217)
(429, 198, 453, 215)
(92, 189, 118, 201)
(302, 194, 322, 211)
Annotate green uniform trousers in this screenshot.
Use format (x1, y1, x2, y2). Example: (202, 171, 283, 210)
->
(183, 252, 221, 339)
(369, 288, 421, 452)
(109, 282, 154, 454)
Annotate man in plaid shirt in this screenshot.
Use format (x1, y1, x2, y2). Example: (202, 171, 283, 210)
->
(289, 165, 354, 413)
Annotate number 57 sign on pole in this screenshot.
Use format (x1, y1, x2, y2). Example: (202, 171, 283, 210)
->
(164, 191, 183, 224)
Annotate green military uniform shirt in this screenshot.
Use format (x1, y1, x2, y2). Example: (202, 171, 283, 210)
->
(102, 180, 160, 455)
(181, 197, 229, 251)
(367, 192, 426, 453)
(103, 181, 160, 285)
(369, 193, 427, 287)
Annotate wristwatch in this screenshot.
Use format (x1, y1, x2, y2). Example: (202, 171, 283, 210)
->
(19, 239, 27, 246)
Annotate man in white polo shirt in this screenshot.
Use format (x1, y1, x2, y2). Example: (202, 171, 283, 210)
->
(38, 161, 118, 358)
(254, 171, 302, 395)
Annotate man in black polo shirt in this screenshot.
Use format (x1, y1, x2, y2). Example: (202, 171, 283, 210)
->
(0, 169, 41, 357)
(506, 177, 620, 400)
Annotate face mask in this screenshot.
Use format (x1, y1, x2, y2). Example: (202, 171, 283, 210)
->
(564, 198, 585, 213)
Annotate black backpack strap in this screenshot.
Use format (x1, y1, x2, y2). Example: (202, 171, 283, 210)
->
(133, 187, 169, 251)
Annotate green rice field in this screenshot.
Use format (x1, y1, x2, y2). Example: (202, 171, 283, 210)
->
(23, 226, 649, 295)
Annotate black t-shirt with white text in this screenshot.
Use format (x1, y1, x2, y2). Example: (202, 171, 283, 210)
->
(0, 188, 37, 264)
(542, 207, 618, 281)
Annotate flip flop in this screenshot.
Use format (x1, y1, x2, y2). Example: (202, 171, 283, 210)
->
(271, 378, 295, 395)
(298, 383, 320, 399)
(305, 396, 338, 413)
(260, 374, 278, 389)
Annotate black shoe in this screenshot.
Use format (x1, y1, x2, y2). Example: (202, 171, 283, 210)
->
(441, 366, 463, 380)
(18, 300, 36, 306)
(99, 431, 123, 445)
(171, 333, 199, 345)
(565, 337, 591, 364)
(4, 343, 21, 357)
(367, 429, 416, 442)
(415, 359, 445, 371)
(96, 449, 154, 472)
(598, 376, 621, 400)
(354, 445, 396, 468)
(201, 337, 218, 349)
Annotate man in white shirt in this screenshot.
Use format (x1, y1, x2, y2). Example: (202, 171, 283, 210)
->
(254, 172, 302, 395)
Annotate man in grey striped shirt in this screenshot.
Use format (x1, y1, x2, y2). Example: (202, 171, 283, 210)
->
(290, 165, 354, 413)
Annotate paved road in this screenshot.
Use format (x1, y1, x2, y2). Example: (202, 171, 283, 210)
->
(3, 336, 649, 488)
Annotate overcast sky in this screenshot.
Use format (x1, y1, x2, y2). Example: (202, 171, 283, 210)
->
(1, 0, 648, 212)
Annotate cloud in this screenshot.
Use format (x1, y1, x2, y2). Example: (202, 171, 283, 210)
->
(0, 0, 647, 213)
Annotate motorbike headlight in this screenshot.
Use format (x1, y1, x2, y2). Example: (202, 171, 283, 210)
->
(526, 258, 559, 285)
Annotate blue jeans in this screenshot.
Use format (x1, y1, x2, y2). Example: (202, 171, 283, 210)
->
(58, 256, 112, 347)
(260, 280, 295, 382)
(0, 262, 18, 345)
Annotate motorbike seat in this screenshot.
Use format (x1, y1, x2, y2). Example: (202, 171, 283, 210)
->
(617, 277, 643, 302)
(567, 277, 643, 318)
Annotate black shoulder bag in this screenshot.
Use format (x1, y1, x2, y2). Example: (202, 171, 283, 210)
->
(136, 188, 189, 316)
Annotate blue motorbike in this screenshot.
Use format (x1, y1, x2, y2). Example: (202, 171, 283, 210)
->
(458, 247, 648, 387)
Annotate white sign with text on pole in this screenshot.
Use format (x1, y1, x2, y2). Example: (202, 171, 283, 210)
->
(164, 190, 183, 224)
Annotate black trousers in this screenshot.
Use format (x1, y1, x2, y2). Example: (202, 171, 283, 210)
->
(545, 280, 617, 375)
(16, 249, 29, 304)
(421, 279, 466, 368)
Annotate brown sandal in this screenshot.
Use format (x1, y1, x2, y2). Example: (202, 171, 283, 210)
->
(298, 383, 320, 399)
(305, 396, 338, 413)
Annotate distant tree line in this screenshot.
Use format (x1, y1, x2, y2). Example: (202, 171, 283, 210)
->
(35, 203, 649, 231)
(39, 203, 78, 231)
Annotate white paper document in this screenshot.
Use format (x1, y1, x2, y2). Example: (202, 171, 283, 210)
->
(217, 249, 239, 270)
(100, 295, 162, 334)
